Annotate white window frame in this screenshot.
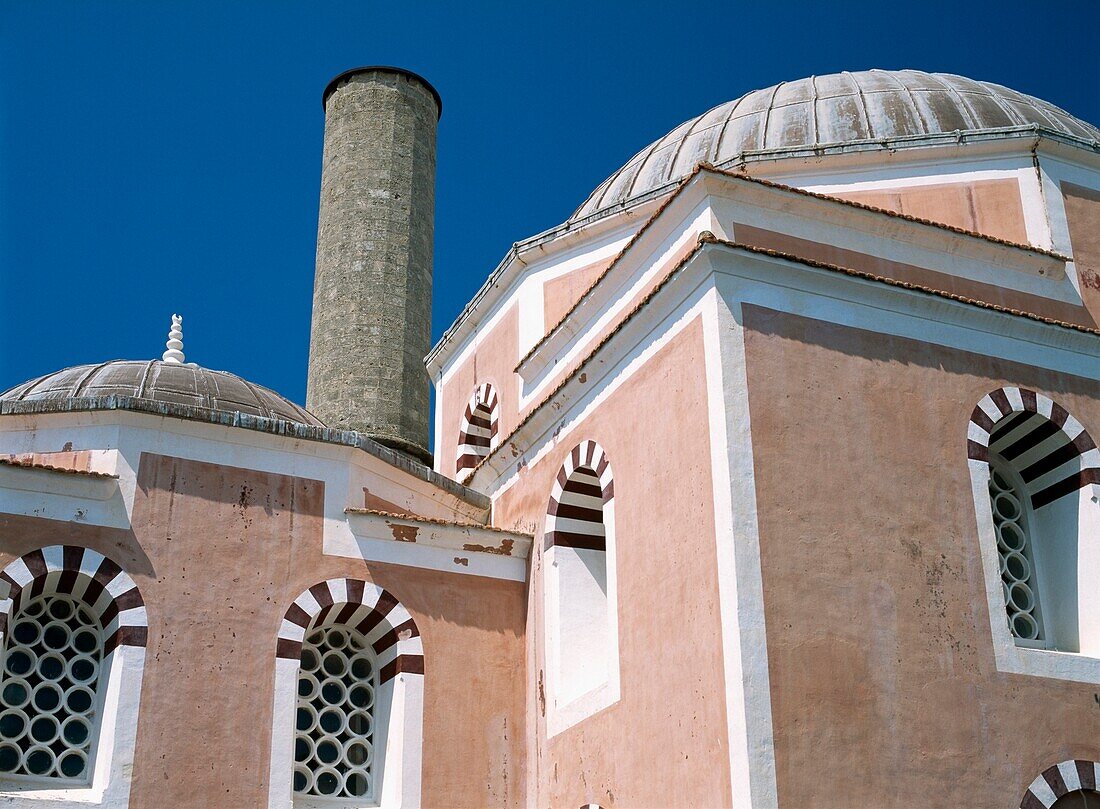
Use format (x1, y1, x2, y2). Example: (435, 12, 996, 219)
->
(268, 578, 424, 809)
(542, 440, 621, 737)
(987, 455, 1050, 648)
(968, 389, 1100, 685)
(0, 545, 148, 807)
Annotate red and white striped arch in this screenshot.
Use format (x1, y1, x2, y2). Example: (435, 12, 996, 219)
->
(269, 578, 426, 806)
(967, 386, 1100, 509)
(276, 577, 424, 683)
(0, 545, 147, 654)
(456, 383, 500, 479)
(545, 440, 614, 550)
(1020, 759, 1100, 808)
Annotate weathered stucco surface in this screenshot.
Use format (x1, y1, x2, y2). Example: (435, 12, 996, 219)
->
(1062, 182, 1100, 326)
(543, 259, 614, 334)
(732, 222, 1094, 328)
(0, 451, 525, 808)
(494, 318, 732, 808)
(307, 69, 439, 461)
(742, 304, 1100, 808)
(830, 178, 1030, 245)
(438, 303, 520, 480)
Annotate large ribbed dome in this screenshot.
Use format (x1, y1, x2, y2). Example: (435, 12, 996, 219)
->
(574, 69, 1100, 221)
(0, 360, 322, 426)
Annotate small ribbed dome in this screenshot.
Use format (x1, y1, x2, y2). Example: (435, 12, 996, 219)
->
(575, 69, 1100, 221)
(0, 360, 322, 426)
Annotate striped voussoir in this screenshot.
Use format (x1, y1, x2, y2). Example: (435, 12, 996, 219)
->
(277, 578, 424, 683)
(968, 387, 1100, 509)
(1020, 759, 1100, 808)
(546, 440, 613, 551)
(456, 382, 499, 478)
(0, 545, 147, 654)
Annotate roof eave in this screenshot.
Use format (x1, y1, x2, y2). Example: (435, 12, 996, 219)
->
(0, 396, 489, 512)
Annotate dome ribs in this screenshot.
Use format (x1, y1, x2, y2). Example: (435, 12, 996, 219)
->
(571, 70, 1099, 223)
(1, 361, 321, 427)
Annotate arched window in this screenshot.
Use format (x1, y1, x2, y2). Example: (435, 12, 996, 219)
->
(543, 440, 619, 735)
(987, 456, 1045, 644)
(1050, 790, 1100, 809)
(455, 383, 499, 480)
(269, 578, 424, 809)
(0, 592, 104, 781)
(1019, 759, 1100, 808)
(969, 388, 1100, 656)
(294, 624, 378, 801)
(0, 545, 147, 797)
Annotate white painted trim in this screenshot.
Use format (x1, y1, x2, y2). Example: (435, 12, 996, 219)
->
(268, 665, 425, 809)
(344, 511, 529, 558)
(800, 161, 1032, 193)
(0, 645, 146, 807)
(509, 169, 1070, 438)
(481, 274, 713, 500)
(544, 475, 620, 737)
(480, 239, 1100, 509)
(0, 411, 488, 537)
(0, 465, 117, 500)
(968, 456, 1100, 684)
(1035, 155, 1100, 300)
(701, 283, 777, 807)
(335, 513, 528, 582)
(427, 203, 653, 379)
(268, 620, 424, 808)
(516, 190, 712, 393)
(0, 466, 129, 529)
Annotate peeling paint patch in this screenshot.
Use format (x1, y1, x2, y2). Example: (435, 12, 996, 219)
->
(388, 522, 419, 543)
(453, 556, 469, 566)
(462, 538, 515, 556)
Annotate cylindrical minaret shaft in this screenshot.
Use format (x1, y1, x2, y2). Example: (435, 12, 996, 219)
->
(307, 66, 441, 465)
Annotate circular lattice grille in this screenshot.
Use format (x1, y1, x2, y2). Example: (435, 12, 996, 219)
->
(0, 594, 103, 781)
(293, 625, 377, 800)
(989, 461, 1043, 641)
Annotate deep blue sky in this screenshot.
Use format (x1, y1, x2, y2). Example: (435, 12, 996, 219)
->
(2, 1, 1098, 406)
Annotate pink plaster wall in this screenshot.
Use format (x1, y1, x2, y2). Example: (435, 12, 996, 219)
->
(0, 451, 526, 808)
(832, 178, 1030, 244)
(494, 318, 732, 808)
(742, 304, 1100, 807)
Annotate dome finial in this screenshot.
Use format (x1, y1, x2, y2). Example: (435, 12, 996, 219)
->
(162, 314, 185, 364)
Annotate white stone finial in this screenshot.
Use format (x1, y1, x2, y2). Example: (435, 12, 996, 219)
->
(162, 314, 185, 364)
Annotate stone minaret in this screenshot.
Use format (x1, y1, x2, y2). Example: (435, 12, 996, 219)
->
(306, 66, 441, 465)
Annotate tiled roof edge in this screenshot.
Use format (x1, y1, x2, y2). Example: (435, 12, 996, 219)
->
(0, 396, 489, 510)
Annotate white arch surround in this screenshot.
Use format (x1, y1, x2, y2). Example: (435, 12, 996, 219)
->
(268, 578, 424, 809)
(543, 440, 620, 736)
(1020, 759, 1100, 808)
(455, 383, 500, 481)
(0, 545, 147, 807)
(967, 387, 1100, 683)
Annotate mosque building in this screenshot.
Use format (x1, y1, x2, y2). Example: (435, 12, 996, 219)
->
(1, 66, 1100, 808)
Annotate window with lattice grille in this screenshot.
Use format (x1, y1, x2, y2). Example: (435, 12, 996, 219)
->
(293, 625, 377, 803)
(0, 593, 104, 783)
(988, 457, 1046, 644)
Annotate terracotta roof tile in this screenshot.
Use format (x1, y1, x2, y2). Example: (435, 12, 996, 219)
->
(0, 457, 117, 479)
(475, 232, 1095, 480)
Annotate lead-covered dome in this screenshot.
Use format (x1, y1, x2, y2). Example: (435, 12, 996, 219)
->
(575, 69, 1100, 221)
(0, 360, 322, 426)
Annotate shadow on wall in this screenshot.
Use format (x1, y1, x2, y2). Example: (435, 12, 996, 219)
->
(739, 302, 1100, 405)
(0, 515, 156, 582)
